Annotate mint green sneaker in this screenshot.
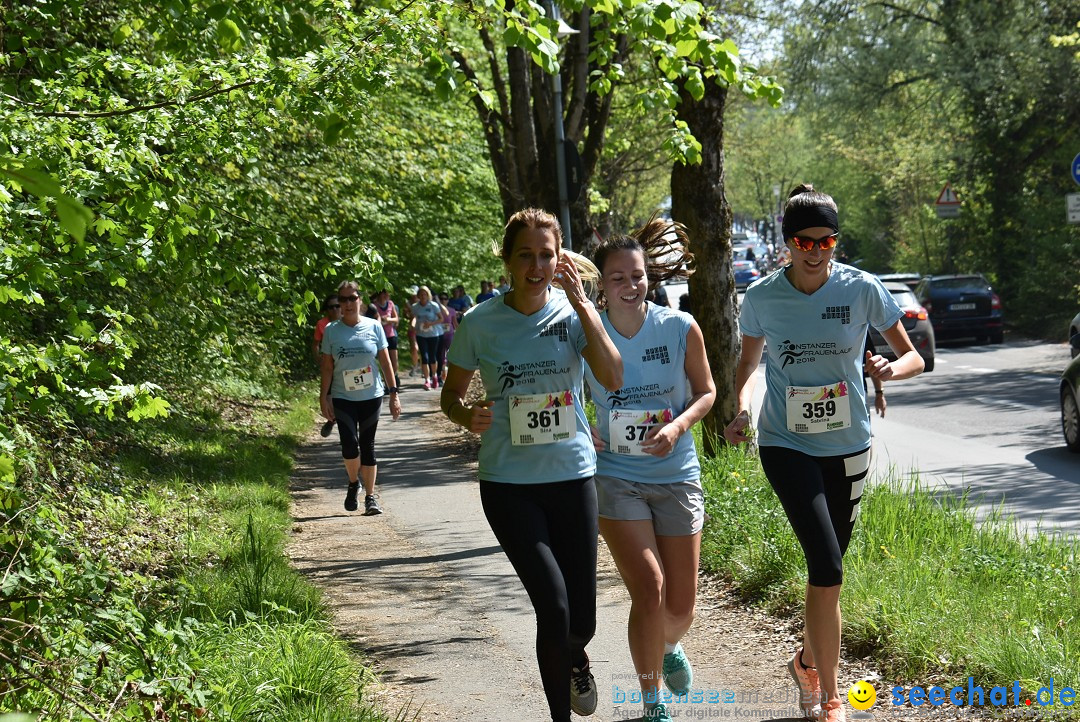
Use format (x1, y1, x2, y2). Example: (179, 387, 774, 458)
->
(662, 643, 693, 695)
(645, 702, 673, 721)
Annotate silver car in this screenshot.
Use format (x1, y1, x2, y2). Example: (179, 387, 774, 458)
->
(1070, 310, 1080, 359)
(868, 281, 936, 372)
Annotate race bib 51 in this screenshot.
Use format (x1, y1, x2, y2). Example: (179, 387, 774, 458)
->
(343, 365, 374, 392)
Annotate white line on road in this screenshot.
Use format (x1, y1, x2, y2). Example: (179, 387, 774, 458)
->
(972, 396, 1044, 412)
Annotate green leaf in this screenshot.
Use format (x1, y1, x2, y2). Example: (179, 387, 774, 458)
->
(675, 38, 698, 57)
(1, 166, 62, 197)
(0, 455, 14, 483)
(216, 18, 244, 52)
(55, 196, 94, 243)
(73, 321, 96, 340)
(684, 67, 705, 101)
(112, 24, 133, 46)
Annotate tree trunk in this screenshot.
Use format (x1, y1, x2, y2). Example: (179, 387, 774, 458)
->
(670, 77, 738, 457)
(457, 12, 620, 249)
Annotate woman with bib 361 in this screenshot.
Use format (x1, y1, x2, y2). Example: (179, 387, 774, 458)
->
(440, 208, 622, 722)
(584, 218, 714, 722)
(724, 185, 923, 722)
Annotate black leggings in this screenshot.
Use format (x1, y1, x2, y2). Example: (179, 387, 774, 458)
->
(417, 335, 440, 366)
(759, 445, 871, 587)
(480, 478, 598, 722)
(332, 397, 382, 465)
(436, 332, 453, 379)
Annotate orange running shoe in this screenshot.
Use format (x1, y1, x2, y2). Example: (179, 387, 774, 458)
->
(818, 698, 846, 722)
(787, 648, 820, 717)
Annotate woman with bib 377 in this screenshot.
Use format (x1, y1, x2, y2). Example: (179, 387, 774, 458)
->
(724, 185, 923, 722)
(584, 218, 715, 722)
(440, 208, 623, 722)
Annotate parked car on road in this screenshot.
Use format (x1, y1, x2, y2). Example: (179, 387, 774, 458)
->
(876, 272, 922, 290)
(733, 258, 761, 291)
(868, 282, 936, 372)
(1062, 339, 1080, 452)
(913, 274, 1004, 344)
(1070, 311, 1080, 359)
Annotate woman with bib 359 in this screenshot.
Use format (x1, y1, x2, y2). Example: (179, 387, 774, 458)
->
(584, 218, 714, 722)
(724, 185, 923, 722)
(440, 208, 622, 722)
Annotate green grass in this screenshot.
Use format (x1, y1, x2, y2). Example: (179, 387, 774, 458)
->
(700, 445, 1080, 705)
(4, 382, 402, 721)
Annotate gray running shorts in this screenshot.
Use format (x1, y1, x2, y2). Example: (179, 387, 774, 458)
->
(595, 475, 704, 536)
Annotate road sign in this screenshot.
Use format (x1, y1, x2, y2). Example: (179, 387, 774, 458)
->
(935, 183, 960, 205)
(1068, 193, 1080, 224)
(935, 183, 960, 218)
(1073, 153, 1080, 186)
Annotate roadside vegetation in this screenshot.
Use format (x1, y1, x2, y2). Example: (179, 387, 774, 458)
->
(1, 381, 405, 721)
(4, 0, 1078, 718)
(700, 443, 1080, 712)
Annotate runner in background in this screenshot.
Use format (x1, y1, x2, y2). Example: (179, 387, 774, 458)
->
(320, 281, 401, 516)
(440, 208, 623, 722)
(863, 335, 886, 418)
(403, 286, 421, 377)
(584, 217, 714, 722)
(373, 289, 401, 390)
(724, 184, 923, 722)
(411, 285, 446, 390)
(436, 291, 458, 387)
(476, 279, 498, 303)
(447, 284, 473, 317)
(313, 293, 340, 437)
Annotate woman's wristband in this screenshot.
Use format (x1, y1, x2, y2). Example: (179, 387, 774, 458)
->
(448, 400, 465, 425)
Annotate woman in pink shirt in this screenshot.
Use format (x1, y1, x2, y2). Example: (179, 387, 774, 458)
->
(436, 292, 459, 385)
(373, 289, 400, 388)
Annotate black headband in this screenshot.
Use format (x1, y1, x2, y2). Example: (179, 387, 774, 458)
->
(782, 205, 839, 238)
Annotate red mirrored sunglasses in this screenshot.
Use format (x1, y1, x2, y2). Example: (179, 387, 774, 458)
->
(788, 234, 839, 252)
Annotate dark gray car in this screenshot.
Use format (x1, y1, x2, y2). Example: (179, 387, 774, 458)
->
(914, 274, 1004, 345)
(869, 281, 936, 372)
(1062, 336, 1080, 452)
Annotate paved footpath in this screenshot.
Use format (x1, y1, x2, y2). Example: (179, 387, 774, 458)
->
(287, 378, 926, 722)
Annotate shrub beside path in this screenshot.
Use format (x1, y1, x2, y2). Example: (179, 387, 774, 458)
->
(287, 379, 955, 721)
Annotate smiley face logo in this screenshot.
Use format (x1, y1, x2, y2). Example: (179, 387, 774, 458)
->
(847, 679, 877, 710)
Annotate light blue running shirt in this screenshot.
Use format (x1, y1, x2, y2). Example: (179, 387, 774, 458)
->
(320, 317, 390, 401)
(739, 263, 903, 456)
(448, 289, 595, 484)
(584, 303, 700, 484)
(412, 300, 444, 338)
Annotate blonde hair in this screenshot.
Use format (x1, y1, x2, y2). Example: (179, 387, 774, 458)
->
(491, 209, 600, 292)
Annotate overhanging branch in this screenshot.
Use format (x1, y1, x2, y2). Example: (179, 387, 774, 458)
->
(34, 80, 262, 119)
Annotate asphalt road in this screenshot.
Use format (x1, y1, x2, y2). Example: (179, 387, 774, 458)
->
(749, 336, 1080, 534)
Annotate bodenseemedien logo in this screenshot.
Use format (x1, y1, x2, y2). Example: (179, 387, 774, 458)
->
(890, 678, 1077, 710)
